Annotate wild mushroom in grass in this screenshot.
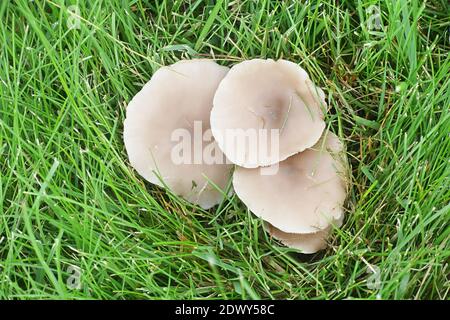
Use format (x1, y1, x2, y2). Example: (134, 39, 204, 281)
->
(211, 59, 326, 168)
(123, 59, 232, 209)
(264, 214, 344, 254)
(233, 131, 349, 252)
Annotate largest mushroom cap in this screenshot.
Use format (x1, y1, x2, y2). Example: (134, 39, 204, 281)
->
(211, 59, 326, 168)
(123, 59, 232, 209)
(233, 131, 348, 233)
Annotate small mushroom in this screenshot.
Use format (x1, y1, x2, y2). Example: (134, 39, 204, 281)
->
(123, 59, 232, 209)
(264, 214, 344, 253)
(211, 59, 326, 168)
(233, 131, 348, 234)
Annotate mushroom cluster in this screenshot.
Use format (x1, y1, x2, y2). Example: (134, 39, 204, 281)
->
(124, 58, 349, 254)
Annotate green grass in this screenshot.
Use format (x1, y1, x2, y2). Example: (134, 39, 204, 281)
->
(0, 0, 449, 299)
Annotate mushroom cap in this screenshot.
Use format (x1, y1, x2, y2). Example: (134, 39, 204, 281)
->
(264, 214, 344, 254)
(211, 59, 326, 168)
(233, 131, 348, 233)
(123, 59, 232, 209)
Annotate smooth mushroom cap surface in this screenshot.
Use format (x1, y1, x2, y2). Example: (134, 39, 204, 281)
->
(211, 59, 326, 168)
(123, 59, 232, 209)
(264, 214, 344, 254)
(233, 131, 348, 233)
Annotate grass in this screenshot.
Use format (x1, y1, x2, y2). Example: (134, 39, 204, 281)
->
(0, 0, 449, 299)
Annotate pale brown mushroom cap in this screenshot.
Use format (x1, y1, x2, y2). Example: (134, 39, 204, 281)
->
(123, 59, 232, 209)
(233, 131, 348, 233)
(211, 59, 326, 168)
(264, 214, 344, 253)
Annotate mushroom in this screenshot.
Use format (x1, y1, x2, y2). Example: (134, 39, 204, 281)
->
(211, 59, 326, 168)
(232, 131, 348, 234)
(264, 214, 344, 253)
(123, 59, 232, 209)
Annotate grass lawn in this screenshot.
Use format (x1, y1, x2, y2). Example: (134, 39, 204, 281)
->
(0, 0, 449, 299)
